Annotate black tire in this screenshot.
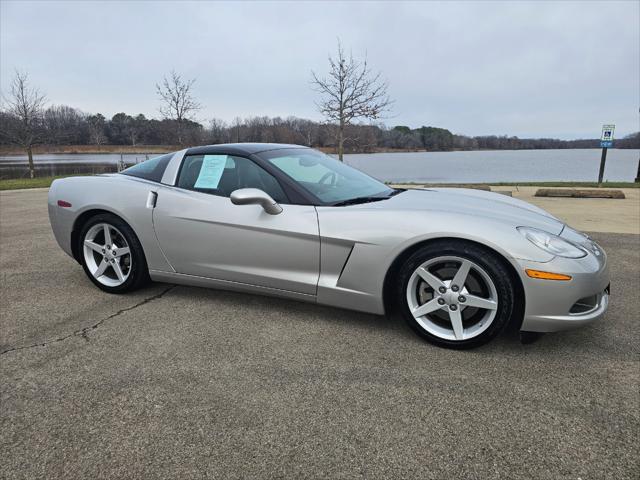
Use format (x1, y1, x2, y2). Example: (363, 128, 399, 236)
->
(78, 213, 150, 294)
(396, 240, 515, 349)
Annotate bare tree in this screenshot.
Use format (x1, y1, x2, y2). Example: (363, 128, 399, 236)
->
(43, 105, 86, 145)
(1, 71, 47, 178)
(232, 116, 243, 143)
(156, 70, 201, 145)
(86, 114, 107, 145)
(208, 118, 229, 144)
(311, 40, 392, 160)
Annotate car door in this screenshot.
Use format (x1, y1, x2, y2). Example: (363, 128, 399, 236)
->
(152, 153, 320, 295)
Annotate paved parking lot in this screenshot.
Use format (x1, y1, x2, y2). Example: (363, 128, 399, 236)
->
(1, 189, 639, 479)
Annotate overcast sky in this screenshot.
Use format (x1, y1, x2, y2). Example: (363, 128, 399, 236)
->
(1, 0, 638, 139)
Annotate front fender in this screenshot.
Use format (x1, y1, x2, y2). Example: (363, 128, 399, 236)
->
(315, 207, 551, 315)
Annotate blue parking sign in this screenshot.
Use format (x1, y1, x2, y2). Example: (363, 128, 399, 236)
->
(601, 124, 615, 148)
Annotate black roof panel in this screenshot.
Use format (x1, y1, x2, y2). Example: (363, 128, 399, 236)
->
(186, 143, 310, 156)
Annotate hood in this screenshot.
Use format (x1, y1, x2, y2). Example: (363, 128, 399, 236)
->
(361, 188, 565, 234)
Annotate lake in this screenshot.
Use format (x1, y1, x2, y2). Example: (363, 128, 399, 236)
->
(343, 149, 639, 183)
(1, 149, 638, 183)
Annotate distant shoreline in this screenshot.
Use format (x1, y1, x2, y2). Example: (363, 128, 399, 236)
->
(0, 145, 431, 156)
(1, 144, 635, 157)
(0, 145, 176, 156)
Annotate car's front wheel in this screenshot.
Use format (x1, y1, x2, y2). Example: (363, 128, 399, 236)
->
(78, 213, 149, 293)
(397, 240, 515, 349)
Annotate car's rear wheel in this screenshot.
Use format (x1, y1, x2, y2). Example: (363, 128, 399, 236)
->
(78, 213, 149, 293)
(397, 240, 515, 349)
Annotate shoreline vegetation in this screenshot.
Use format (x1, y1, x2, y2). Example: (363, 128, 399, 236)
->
(1, 175, 637, 191)
(0, 143, 638, 157)
(0, 144, 176, 156)
(2, 102, 639, 160)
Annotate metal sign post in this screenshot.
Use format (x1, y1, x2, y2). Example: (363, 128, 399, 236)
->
(598, 124, 615, 184)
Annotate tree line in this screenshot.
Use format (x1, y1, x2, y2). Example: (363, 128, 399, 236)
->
(2, 105, 637, 152)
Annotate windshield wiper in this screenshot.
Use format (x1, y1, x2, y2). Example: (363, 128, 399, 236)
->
(332, 196, 390, 207)
(331, 188, 402, 207)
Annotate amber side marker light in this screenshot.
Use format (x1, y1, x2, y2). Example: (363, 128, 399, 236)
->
(525, 269, 572, 281)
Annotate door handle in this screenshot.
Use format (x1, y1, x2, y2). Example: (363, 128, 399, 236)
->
(146, 191, 158, 209)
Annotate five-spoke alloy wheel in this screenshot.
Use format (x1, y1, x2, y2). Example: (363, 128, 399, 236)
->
(78, 213, 149, 293)
(83, 223, 132, 287)
(397, 240, 516, 349)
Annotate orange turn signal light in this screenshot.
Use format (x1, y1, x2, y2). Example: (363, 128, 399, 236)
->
(525, 269, 572, 281)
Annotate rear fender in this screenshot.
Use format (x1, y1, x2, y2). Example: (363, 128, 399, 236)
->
(48, 175, 173, 272)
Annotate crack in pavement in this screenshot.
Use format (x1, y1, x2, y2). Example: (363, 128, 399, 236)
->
(0, 285, 176, 356)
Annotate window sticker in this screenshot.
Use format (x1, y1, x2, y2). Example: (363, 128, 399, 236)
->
(194, 155, 228, 189)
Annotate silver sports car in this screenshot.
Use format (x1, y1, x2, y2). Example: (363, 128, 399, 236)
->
(48, 144, 610, 348)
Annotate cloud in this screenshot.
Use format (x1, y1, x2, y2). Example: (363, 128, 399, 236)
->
(1, 0, 638, 139)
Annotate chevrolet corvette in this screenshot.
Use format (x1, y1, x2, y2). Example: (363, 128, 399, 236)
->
(48, 144, 610, 348)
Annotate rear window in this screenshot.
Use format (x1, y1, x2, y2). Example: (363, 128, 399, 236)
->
(121, 153, 173, 183)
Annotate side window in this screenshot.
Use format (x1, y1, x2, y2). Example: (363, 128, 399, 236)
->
(176, 154, 288, 203)
(121, 153, 173, 183)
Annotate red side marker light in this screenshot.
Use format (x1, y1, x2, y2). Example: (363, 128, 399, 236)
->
(57, 200, 72, 208)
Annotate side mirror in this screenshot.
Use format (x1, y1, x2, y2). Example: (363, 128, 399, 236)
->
(230, 188, 283, 215)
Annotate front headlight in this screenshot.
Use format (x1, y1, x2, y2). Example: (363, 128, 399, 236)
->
(517, 226, 587, 258)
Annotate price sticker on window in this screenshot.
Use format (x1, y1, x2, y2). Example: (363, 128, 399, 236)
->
(194, 155, 228, 189)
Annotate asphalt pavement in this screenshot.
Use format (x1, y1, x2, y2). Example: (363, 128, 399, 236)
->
(1, 189, 638, 479)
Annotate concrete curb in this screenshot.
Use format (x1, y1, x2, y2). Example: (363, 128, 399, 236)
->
(0, 187, 51, 194)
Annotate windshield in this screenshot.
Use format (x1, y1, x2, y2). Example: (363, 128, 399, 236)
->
(259, 148, 394, 204)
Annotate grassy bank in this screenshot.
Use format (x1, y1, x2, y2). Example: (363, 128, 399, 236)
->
(0, 145, 427, 156)
(2, 175, 638, 192)
(0, 175, 91, 191)
(488, 181, 639, 188)
(391, 181, 640, 189)
(0, 145, 175, 155)
(2, 145, 426, 156)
